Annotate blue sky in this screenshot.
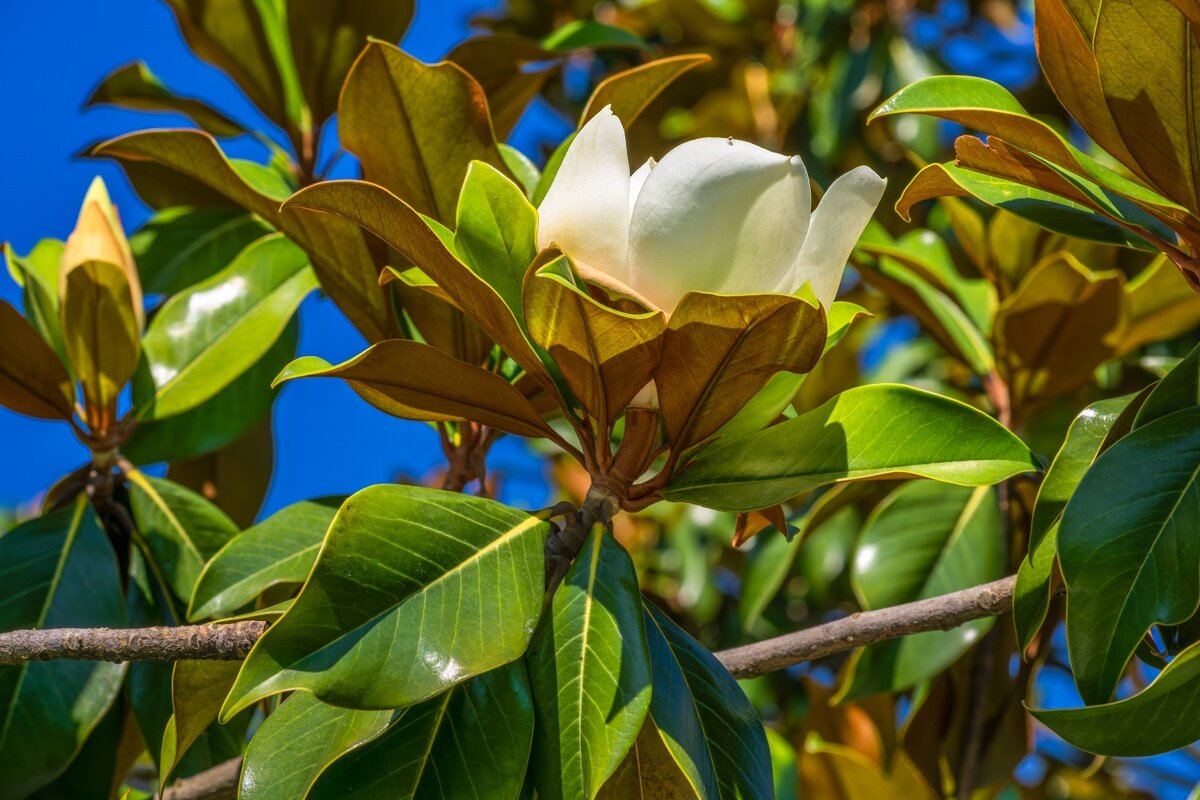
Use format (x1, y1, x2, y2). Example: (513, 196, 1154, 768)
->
(0, 0, 569, 514)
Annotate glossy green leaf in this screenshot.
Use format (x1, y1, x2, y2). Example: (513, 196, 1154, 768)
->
(238, 692, 392, 800)
(0, 300, 75, 421)
(309, 662, 534, 800)
(644, 602, 774, 799)
(274, 340, 553, 439)
(0, 499, 126, 799)
(339, 40, 511, 223)
(666, 384, 1039, 513)
(1031, 639, 1200, 757)
(128, 471, 240, 603)
(159, 660, 244, 788)
(837, 482, 1003, 700)
(1060, 405, 1200, 703)
(499, 144, 541, 197)
(286, 0, 415, 126)
(527, 531, 651, 800)
(130, 207, 272, 295)
(455, 161, 539, 325)
(61, 260, 141, 423)
(1134, 342, 1200, 428)
(223, 485, 549, 718)
(123, 317, 297, 464)
(1015, 394, 1136, 654)
(29, 701, 124, 800)
(134, 233, 315, 420)
(188, 496, 341, 621)
(86, 61, 246, 137)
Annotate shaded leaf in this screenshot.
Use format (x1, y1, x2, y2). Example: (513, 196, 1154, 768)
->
(0, 499, 126, 799)
(1060, 405, 1200, 703)
(596, 719, 700, 800)
(189, 496, 342, 621)
(159, 660, 244, 787)
(223, 485, 548, 717)
(1122, 255, 1200, 354)
(666, 384, 1039, 513)
(0, 300, 74, 420)
(838, 482, 1003, 700)
(1031, 638, 1200, 757)
(644, 601, 774, 799)
(134, 233, 315, 420)
(527, 531, 651, 800)
(167, 413, 274, 527)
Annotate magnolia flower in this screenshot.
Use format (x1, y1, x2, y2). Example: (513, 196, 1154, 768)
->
(537, 106, 886, 313)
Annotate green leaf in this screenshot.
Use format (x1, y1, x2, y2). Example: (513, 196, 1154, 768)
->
(238, 692, 392, 800)
(527, 531, 651, 800)
(162, 0, 294, 130)
(1030, 638, 1200, 757)
(29, 700, 124, 800)
(274, 340, 553, 439)
(134, 233, 316, 420)
(666, 384, 1039, 513)
(541, 20, 648, 52)
(159, 660, 245, 788)
(4, 240, 68, 367)
(499, 144, 541, 198)
(1014, 394, 1137, 654)
(128, 472, 241, 603)
(0, 498, 126, 799)
(1060, 405, 1200, 703)
(837, 482, 1003, 700)
(130, 207, 272, 295)
(454, 161, 539, 326)
(644, 602, 774, 799)
(86, 61, 246, 137)
(309, 663, 534, 800)
(580, 54, 711, 126)
(285, 0, 416, 126)
(1134, 341, 1200, 428)
(339, 41, 512, 223)
(188, 496, 341, 621)
(95, 130, 399, 343)
(61, 260, 141, 423)
(222, 485, 549, 718)
(123, 317, 297, 464)
(0, 300, 75, 421)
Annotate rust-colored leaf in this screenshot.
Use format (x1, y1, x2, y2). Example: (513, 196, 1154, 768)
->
(275, 340, 553, 439)
(732, 505, 789, 547)
(0, 301, 75, 421)
(658, 292, 825, 452)
(447, 35, 558, 139)
(581, 54, 711, 126)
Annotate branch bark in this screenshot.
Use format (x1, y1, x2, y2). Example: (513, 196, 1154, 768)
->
(159, 756, 240, 800)
(0, 577, 1016, 676)
(0, 621, 265, 665)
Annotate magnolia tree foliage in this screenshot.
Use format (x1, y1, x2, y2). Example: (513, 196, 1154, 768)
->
(2, 0, 1200, 798)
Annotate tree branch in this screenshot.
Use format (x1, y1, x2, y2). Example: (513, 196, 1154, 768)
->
(0, 621, 266, 665)
(0, 578, 1016, 676)
(714, 575, 1016, 679)
(159, 756, 240, 800)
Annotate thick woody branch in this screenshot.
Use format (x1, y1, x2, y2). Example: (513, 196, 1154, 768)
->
(714, 575, 1017, 679)
(0, 621, 266, 665)
(0, 578, 1016, 676)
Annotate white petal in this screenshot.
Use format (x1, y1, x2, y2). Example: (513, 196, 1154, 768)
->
(790, 166, 886, 309)
(537, 106, 632, 284)
(629, 158, 655, 214)
(627, 137, 811, 311)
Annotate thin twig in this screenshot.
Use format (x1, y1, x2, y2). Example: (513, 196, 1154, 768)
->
(0, 578, 1016, 674)
(159, 756, 240, 800)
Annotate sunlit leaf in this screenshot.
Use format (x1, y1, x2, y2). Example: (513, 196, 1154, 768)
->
(1121, 255, 1200, 354)
(581, 55, 711, 126)
(130, 207, 271, 295)
(667, 384, 1039, 512)
(85, 61, 245, 137)
(223, 485, 548, 717)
